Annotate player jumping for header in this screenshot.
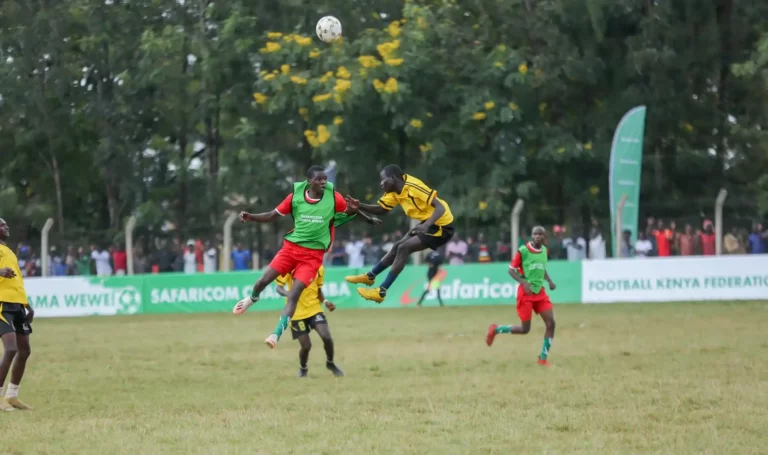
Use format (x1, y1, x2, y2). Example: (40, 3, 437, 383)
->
(485, 226, 557, 366)
(233, 165, 360, 349)
(344, 164, 455, 304)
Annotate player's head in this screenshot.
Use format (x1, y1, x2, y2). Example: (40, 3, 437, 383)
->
(0, 218, 8, 242)
(531, 226, 546, 247)
(380, 164, 405, 193)
(306, 165, 328, 193)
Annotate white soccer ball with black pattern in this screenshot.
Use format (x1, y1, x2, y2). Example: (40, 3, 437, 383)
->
(316, 16, 342, 43)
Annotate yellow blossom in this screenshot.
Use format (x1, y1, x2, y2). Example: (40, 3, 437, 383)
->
(383, 78, 398, 94)
(334, 79, 351, 93)
(281, 64, 290, 74)
(410, 119, 423, 129)
(295, 35, 312, 46)
(484, 101, 495, 110)
(359, 68, 368, 77)
(309, 49, 321, 58)
(494, 61, 504, 68)
(333, 93, 343, 104)
(312, 93, 332, 103)
(334, 116, 344, 125)
(358, 55, 381, 68)
(252, 92, 268, 104)
(683, 122, 694, 133)
(319, 71, 333, 83)
(267, 32, 283, 39)
(304, 130, 320, 148)
(508, 102, 519, 111)
(472, 112, 487, 120)
(417, 17, 428, 29)
(426, 112, 433, 118)
(518, 63, 528, 74)
(290, 75, 307, 85)
(557, 147, 565, 154)
(478, 201, 488, 211)
(472, 24, 480, 30)
(584, 142, 593, 150)
(336, 66, 351, 80)
(263, 73, 276, 81)
(497, 44, 507, 51)
(298, 107, 309, 117)
(282, 34, 294, 43)
(590, 185, 600, 196)
(386, 58, 404, 66)
(376, 40, 400, 60)
(539, 102, 547, 112)
(260, 42, 281, 54)
(419, 143, 433, 153)
(317, 125, 330, 144)
(373, 79, 385, 92)
(259, 70, 267, 77)
(387, 21, 401, 37)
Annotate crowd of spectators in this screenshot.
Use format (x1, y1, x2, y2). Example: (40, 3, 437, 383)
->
(10, 217, 767, 278)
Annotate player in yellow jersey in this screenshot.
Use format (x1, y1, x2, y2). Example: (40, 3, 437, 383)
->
(275, 265, 344, 378)
(344, 164, 455, 303)
(0, 218, 35, 412)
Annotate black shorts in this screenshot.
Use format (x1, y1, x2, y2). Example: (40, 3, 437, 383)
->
(290, 313, 328, 340)
(0, 303, 32, 337)
(415, 222, 455, 250)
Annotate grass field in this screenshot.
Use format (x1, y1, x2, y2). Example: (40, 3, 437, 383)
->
(2, 301, 768, 455)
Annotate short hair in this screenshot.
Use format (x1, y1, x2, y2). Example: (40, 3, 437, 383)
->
(306, 165, 326, 179)
(382, 164, 405, 180)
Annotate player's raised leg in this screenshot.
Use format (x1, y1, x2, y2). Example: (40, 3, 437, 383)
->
(357, 235, 429, 303)
(314, 319, 343, 377)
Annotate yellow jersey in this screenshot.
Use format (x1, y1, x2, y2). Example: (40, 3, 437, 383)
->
(0, 244, 28, 305)
(276, 265, 324, 320)
(377, 174, 454, 227)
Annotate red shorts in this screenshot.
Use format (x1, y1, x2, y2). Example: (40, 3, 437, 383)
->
(516, 285, 553, 322)
(268, 241, 325, 287)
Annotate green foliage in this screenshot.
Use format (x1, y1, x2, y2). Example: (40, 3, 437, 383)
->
(0, 0, 766, 241)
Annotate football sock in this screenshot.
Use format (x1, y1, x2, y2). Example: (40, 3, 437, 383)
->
(495, 325, 513, 334)
(5, 384, 19, 398)
(368, 262, 388, 279)
(540, 337, 553, 360)
(273, 315, 290, 340)
(380, 271, 400, 296)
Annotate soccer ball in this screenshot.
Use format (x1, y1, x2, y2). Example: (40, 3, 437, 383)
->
(316, 16, 342, 43)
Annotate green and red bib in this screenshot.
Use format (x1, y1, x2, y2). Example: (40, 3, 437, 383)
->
(284, 181, 336, 251)
(519, 243, 548, 293)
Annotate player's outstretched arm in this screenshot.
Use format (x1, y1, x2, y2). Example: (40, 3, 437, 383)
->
(355, 210, 383, 226)
(239, 210, 281, 223)
(345, 195, 389, 216)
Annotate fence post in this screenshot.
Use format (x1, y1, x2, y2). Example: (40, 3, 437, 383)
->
(125, 215, 137, 275)
(40, 218, 54, 277)
(222, 212, 238, 272)
(715, 189, 728, 256)
(615, 194, 628, 258)
(511, 199, 524, 252)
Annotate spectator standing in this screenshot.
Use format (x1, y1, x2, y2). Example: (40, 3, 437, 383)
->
(724, 227, 745, 254)
(445, 234, 468, 265)
(562, 231, 587, 261)
(619, 230, 634, 258)
(345, 235, 365, 268)
(92, 245, 113, 277)
(700, 220, 716, 256)
(476, 233, 492, 263)
(634, 231, 653, 258)
(328, 241, 346, 266)
(231, 242, 251, 271)
(588, 227, 606, 260)
(183, 241, 197, 274)
(653, 219, 673, 257)
(678, 224, 697, 256)
(112, 244, 127, 275)
(203, 241, 217, 273)
(748, 224, 766, 254)
(65, 246, 77, 275)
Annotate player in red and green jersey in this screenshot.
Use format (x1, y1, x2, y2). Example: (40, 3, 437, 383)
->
(233, 165, 360, 349)
(485, 226, 557, 366)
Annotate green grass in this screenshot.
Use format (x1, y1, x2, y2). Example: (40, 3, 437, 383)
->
(3, 302, 768, 454)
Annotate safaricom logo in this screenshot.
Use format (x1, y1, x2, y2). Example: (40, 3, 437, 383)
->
(437, 278, 516, 300)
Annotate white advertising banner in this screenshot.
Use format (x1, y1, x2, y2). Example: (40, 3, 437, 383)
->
(582, 255, 768, 303)
(23, 276, 143, 318)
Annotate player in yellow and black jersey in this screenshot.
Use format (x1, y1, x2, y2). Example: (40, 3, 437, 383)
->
(344, 164, 455, 303)
(275, 265, 344, 378)
(0, 218, 35, 412)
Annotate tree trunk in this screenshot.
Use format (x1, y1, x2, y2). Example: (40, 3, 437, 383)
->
(51, 153, 65, 232)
